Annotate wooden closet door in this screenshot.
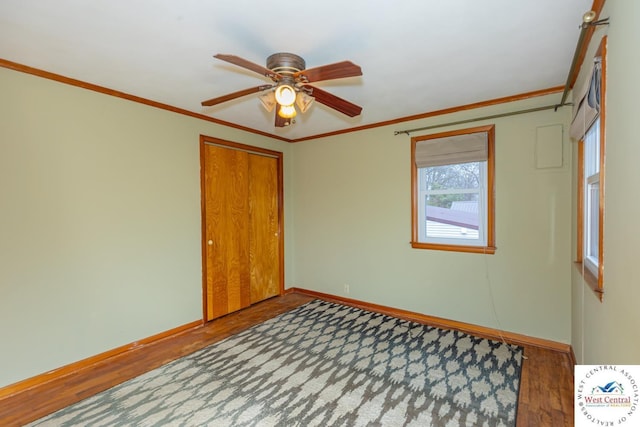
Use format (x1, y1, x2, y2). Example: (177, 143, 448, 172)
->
(248, 154, 280, 303)
(202, 144, 251, 320)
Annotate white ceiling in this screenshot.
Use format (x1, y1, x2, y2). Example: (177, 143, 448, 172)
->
(0, 0, 593, 141)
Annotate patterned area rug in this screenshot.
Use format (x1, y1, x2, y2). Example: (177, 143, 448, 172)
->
(30, 300, 523, 426)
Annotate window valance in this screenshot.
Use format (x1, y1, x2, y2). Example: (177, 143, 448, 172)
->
(570, 58, 602, 140)
(414, 132, 488, 168)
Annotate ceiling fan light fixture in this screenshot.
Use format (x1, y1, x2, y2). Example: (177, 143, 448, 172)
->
(203, 53, 363, 127)
(274, 84, 296, 106)
(258, 91, 276, 112)
(296, 91, 314, 114)
(278, 104, 297, 118)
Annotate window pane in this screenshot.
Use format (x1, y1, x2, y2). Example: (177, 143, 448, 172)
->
(418, 161, 485, 244)
(584, 118, 600, 177)
(587, 181, 599, 262)
(583, 116, 600, 274)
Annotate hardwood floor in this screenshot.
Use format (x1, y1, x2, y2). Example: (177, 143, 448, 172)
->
(0, 293, 573, 426)
(518, 346, 574, 426)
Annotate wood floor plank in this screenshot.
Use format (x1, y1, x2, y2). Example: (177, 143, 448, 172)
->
(0, 293, 574, 426)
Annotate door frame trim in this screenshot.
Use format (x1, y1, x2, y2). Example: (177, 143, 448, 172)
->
(199, 135, 285, 322)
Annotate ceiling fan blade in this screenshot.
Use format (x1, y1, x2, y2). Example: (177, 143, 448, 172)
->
(294, 61, 362, 83)
(274, 104, 289, 127)
(303, 85, 362, 117)
(201, 85, 273, 107)
(214, 54, 281, 80)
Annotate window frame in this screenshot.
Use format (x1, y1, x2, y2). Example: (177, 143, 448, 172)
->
(576, 37, 606, 300)
(411, 124, 496, 254)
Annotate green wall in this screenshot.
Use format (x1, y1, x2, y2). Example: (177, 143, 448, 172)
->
(571, 1, 640, 364)
(290, 94, 572, 343)
(0, 68, 291, 387)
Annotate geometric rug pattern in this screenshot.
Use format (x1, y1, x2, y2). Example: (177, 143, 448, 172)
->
(29, 299, 523, 426)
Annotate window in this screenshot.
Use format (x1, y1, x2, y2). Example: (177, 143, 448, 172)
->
(411, 125, 495, 254)
(574, 37, 606, 298)
(583, 119, 600, 277)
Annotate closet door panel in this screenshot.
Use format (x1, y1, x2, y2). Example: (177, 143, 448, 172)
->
(203, 145, 251, 320)
(248, 154, 280, 303)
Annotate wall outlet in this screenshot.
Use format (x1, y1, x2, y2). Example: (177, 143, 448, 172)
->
(344, 283, 350, 294)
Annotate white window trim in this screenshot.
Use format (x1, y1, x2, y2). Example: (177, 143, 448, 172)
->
(584, 124, 600, 278)
(417, 162, 487, 246)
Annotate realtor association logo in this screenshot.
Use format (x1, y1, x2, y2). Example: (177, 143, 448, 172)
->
(575, 365, 639, 426)
(585, 380, 630, 406)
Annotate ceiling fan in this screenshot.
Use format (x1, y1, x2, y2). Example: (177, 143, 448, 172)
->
(201, 53, 363, 127)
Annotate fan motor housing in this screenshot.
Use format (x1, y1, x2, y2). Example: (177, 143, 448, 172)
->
(267, 52, 305, 75)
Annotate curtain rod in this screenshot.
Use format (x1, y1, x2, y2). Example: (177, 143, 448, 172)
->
(394, 11, 609, 137)
(559, 13, 610, 106)
(393, 104, 570, 136)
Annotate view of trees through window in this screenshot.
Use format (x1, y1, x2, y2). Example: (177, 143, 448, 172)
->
(421, 162, 481, 209)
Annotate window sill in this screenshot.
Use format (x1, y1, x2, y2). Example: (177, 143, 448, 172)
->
(411, 242, 496, 254)
(574, 261, 604, 302)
